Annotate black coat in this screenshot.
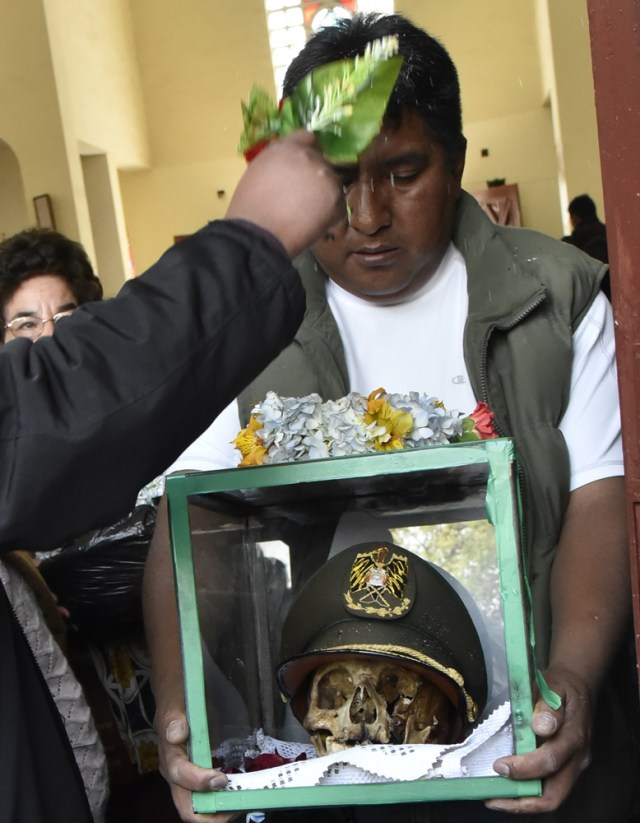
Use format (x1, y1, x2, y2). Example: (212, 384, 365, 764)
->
(562, 217, 610, 299)
(0, 220, 304, 822)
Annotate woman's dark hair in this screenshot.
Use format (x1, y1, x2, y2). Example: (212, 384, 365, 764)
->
(283, 13, 466, 164)
(0, 228, 103, 316)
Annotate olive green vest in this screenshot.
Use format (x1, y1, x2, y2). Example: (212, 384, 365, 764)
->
(238, 191, 606, 665)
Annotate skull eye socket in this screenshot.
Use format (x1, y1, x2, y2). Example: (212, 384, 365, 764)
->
(376, 668, 401, 703)
(377, 666, 419, 703)
(316, 667, 354, 709)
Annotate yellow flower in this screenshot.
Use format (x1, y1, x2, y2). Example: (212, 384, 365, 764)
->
(365, 388, 413, 451)
(231, 415, 267, 466)
(366, 387, 387, 415)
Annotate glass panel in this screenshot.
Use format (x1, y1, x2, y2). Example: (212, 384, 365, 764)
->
(272, 45, 301, 68)
(269, 27, 305, 49)
(284, 6, 304, 24)
(309, 6, 352, 33)
(169, 443, 539, 812)
(265, 0, 299, 9)
(357, 0, 394, 12)
(187, 462, 507, 748)
(267, 9, 288, 29)
(264, 1, 396, 93)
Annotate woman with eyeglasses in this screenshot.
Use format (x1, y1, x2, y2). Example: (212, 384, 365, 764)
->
(0, 226, 110, 820)
(0, 227, 103, 343)
(0, 228, 179, 818)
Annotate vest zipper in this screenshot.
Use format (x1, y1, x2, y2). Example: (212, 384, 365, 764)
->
(477, 292, 547, 683)
(477, 289, 547, 425)
(477, 290, 547, 575)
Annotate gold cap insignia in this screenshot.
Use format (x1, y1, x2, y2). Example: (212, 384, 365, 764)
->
(344, 545, 414, 618)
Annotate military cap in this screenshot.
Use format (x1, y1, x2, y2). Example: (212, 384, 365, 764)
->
(276, 541, 488, 729)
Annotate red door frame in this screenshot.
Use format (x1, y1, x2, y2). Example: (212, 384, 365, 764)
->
(588, 0, 640, 685)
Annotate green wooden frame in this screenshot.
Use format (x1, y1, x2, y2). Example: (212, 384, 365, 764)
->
(166, 438, 541, 813)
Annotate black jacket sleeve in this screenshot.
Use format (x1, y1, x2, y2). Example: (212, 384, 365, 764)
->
(0, 220, 305, 550)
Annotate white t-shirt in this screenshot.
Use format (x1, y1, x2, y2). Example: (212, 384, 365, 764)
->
(167, 244, 623, 491)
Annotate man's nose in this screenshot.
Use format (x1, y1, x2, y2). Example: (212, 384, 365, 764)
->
(346, 178, 391, 235)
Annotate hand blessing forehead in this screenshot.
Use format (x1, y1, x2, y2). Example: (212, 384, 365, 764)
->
(226, 130, 345, 258)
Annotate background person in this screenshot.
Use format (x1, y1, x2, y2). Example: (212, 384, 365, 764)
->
(0, 227, 109, 820)
(0, 227, 174, 816)
(144, 14, 637, 823)
(561, 193, 610, 299)
(0, 227, 103, 343)
(0, 228, 176, 821)
(0, 129, 343, 823)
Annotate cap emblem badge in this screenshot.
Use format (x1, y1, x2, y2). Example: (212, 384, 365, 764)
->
(344, 545, 412, 618)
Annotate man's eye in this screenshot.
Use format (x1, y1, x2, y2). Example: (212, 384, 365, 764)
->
(332, 166, 358, 193)
(16, 319, 37, 330)
(340, 177, 356, 193)
(389, 170, 420, 184)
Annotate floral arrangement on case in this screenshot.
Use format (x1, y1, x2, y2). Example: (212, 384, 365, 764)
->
(238, 36, 403, 163)
(233, 388, 498, 467)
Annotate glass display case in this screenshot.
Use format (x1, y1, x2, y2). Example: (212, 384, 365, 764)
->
(166, 438, 541, 814)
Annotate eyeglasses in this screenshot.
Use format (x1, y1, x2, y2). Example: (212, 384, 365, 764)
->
(4, 309, 76, 341)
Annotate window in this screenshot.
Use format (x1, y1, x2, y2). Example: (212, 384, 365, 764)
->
(265, 0, 395, 95)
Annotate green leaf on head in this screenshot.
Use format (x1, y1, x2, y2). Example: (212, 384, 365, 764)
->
(238, 36, 403, 163)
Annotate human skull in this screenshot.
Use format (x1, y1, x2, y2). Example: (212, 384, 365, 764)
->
(302, 658, 457, 755)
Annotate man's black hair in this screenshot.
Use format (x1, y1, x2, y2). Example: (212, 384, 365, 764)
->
(0, 228, 103, 317)
(568, 194, 598, 222)
(283, 13, 466, 163)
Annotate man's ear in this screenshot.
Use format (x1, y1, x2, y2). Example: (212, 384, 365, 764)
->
(452, 138, 467, 184)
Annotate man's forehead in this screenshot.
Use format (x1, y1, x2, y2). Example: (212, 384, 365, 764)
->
(332, 115, 439, 173)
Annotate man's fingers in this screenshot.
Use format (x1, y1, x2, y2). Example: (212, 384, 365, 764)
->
(162, 743, 228, 792)
(486, 758, 586, 815)
(530, 706, 560, 737)
(169, 781, 237, 823)
(486, 680, 592, 814)
(166, 717, 189, 744)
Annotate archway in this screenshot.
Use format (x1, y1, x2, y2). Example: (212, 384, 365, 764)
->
(0, 139, 29, 239)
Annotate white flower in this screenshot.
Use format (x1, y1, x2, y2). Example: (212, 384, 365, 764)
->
(238, 389, 470, 466)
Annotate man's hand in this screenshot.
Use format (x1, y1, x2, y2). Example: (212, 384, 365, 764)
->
(157, 709, 240, 823)
(226, 130, 344, 258)
(485, 667, 593, 813)
(144, 496, 241, 822)
(486, 477, 630, 814)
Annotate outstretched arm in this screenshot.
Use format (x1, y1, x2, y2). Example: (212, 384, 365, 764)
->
(0, 131, 341, 552)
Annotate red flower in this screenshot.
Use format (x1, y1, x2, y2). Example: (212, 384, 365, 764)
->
(243, 139, 272, 163)
(245, 752, 288, 772)
(468, 402, 498, 439)
(243, 102, 284, 163)
(244, 751, 307, 772)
